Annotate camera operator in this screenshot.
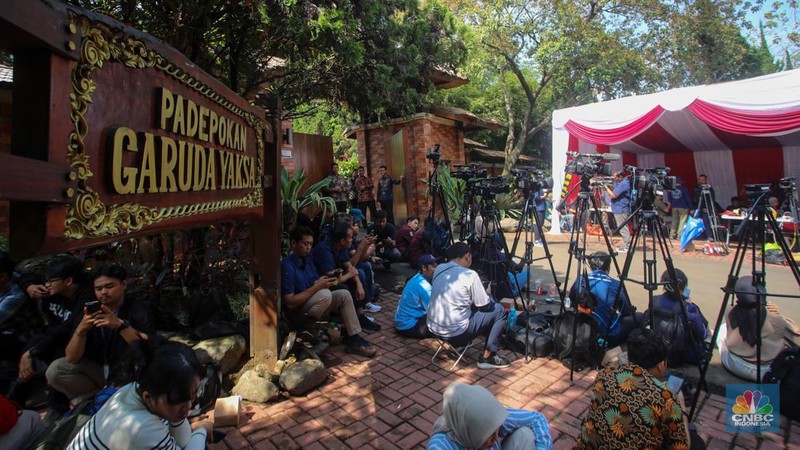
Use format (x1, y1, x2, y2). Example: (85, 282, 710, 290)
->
(665, 177, 692, 240)
(532, 186, 548, 247)
(602, 171, 632, 253)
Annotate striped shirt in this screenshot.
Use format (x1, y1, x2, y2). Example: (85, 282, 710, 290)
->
(428, 408, 552, 450)
(67, 383, 206, 450)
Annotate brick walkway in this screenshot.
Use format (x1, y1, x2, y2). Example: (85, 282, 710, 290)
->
(209, 290, 800, 450)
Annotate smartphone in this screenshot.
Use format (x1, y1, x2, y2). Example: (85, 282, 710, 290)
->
(85, 301, 102, 314)
(330, 268, 344, 278)
(666, 375, 684, 395)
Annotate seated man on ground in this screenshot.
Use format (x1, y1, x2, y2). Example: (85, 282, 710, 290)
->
(12, 255, 94, 413)
(575, 330, 697, 450)
(428, 381, 552, 450)
(394, 216, 419, 260)
(427, 242, 510, 369)
(346, 216, 381, 312)
(311, 222, 381, 331)
(646, 268, 708, 367)
(47, 263, 155, 407)
(394, 254, 437, 338)
(718, 276, 799, 381)
(0, 393, 44, 449)
(568, 251, 640, 347)
(281, 226, 376, 357)
(369, 210, 402, 269)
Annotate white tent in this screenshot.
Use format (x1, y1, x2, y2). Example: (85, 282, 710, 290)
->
(549, 69, 800, 233)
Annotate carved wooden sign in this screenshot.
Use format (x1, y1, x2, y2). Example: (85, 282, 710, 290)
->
(1, 1, 271, 256)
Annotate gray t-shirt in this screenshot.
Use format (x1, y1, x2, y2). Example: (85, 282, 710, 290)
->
(427, 261, 490, 337)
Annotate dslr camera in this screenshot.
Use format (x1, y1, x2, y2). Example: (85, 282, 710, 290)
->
(510, 166, 554, 193)
(564, 151, 619, 178)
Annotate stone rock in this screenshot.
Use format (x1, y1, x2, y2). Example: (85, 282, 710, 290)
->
(500, 218, 519, 232)
(279, 359, 327, 396)
(193, 335, 246, 375)
(231, 370, 279, 403)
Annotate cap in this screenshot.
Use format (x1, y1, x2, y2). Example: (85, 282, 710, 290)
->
(349, 208, 366, 221)
(418, 254, 437, 266)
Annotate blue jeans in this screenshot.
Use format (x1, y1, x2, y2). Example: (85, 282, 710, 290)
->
(356, 262, 375, 306)
(448, 302, 507, 353)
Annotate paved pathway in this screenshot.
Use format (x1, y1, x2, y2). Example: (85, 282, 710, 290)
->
(208, 290, 800, 450)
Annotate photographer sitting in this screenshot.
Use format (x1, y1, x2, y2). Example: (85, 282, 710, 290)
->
(568, 251, 640, 347)
(47, 263, 154, 407)
(368, 210, 402, 269)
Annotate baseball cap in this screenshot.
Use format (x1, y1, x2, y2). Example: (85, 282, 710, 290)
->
(419, 254, 437, 266)
(350, 208, 366, 221)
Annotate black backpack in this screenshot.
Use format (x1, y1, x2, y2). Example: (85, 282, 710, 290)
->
(552, 311, 605, 371)
(650, 304, 688, 367)
(506, 313, 556, 358)
(763, 345, 800, 421)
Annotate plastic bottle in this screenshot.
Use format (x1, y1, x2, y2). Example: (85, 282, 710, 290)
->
(535, 279, 543, 295)
(546, 284, 556, 304)
(507, 308, 518, 330)
(565, 297, 571, 309)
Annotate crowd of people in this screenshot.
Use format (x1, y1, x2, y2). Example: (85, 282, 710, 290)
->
(0, 162, 796, 449)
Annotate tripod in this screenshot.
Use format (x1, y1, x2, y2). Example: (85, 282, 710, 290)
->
(695, 186, 726, 251)
(424, 150, 454, 257)
(560, 175, 626, 382)
(614, 189, 709, 394)
(473, 191, 524, 304)
(689, 193, 800, 421)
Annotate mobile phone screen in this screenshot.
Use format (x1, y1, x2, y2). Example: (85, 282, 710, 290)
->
(666, 375, 684, 395)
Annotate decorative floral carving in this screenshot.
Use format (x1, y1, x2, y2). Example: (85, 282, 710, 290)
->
(64, 13, 265, 240)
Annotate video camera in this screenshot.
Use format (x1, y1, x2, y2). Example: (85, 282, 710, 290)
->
(452, 163, 488, 181)
(564, 151, 619, 178)
(779, 177, 796, 191)
(510, 166, 554, 193)
(427, 144, 441, 163)
(590, 176, 615, 188)
(633, 166, 677, 192)
(467, 176, 511, 197)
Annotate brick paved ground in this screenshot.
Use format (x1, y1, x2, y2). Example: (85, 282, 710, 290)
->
(207, 290, 800, 450)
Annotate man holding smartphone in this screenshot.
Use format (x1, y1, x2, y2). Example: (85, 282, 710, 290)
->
(46, 263, 155, 406)
(282, 226, 376, 358)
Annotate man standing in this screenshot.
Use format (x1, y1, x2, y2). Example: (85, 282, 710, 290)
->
(603, 170, 632, 253)
(394, 254, 437, 338)
(575, 330, 693, 450)
(282, 227, 376, 357)
(355, 166, 377, 227)
(665, 177, 692, 240)
(324, 163, 350, 213)
(427, 242, 510, 369)
(47, 263, 154, 405)
(376, 165, 403, 225)
(532, 186, 548, 247)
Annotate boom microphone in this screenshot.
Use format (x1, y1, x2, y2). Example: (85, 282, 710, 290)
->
(602, 153, 621, 161)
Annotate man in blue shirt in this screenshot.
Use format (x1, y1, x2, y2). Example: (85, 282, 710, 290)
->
(376, 165, 404, 225)
(602, 170, 632, 253)
(665, 177, 692, 240)
(532, 188, 548, 246)
(282, 227, 376, 358)
(568, 252, 640, 347)
(394, 254, 437, 338)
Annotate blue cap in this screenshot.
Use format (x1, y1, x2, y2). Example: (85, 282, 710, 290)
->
(350, 208, 366, 221)
(419, 254, 437, 266)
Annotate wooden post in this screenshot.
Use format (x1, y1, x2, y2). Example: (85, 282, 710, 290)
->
(249, 97, 281, 365)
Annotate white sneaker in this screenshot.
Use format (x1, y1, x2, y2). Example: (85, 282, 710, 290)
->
(364, 302, 382, 313)
(534, 241, 544, 247)
(616, 246, 629, 254)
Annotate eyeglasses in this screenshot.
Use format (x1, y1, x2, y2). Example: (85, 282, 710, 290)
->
(45, 278, 63, 284)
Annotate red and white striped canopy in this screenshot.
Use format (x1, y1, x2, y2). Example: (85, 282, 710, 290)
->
(550, 69, 800, 232)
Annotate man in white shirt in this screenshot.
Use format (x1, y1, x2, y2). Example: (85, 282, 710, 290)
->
(427, 242, 511, 369)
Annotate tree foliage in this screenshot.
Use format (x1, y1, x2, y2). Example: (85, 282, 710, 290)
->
(437, 0, 783, 175)
(66, 0, 466, 122)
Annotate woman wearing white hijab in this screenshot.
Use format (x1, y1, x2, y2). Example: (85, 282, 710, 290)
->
(428, 382, 552, 450)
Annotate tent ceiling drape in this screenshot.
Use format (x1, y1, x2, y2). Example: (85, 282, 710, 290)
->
(549, 69, 800, 233)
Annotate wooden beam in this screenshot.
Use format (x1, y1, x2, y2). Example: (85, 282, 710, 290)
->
(0, 153, 75, 203)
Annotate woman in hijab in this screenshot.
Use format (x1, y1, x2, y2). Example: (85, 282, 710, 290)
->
(718, 276, 800, 381)
(428, 382, 552, 450)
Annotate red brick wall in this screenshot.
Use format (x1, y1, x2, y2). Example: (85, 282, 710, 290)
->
(354, 115, 464, 219)
(0, 87, 11, 239)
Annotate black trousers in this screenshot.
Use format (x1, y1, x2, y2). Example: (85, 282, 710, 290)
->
(378, 199, 395, 225)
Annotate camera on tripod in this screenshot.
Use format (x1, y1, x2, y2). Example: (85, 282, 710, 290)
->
(633, 166, 677, 192)
(564, 151, 619, 177)
(427, 144, 441, 162)
(779, 177, 796, 191)
(590, 176, 615, 188)
(468, 176, 511, 197)
(452, 163, 488, 181)
(510, 166, 554, 192)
